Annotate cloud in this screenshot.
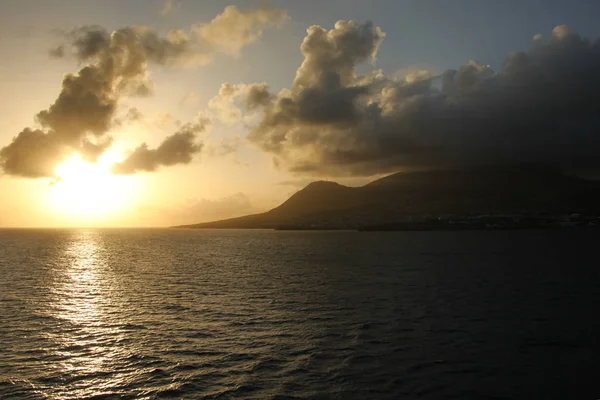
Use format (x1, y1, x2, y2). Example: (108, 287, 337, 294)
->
(155, 113, 182, 130)
(2, 4, 287, 179)
(48, 45, 65, 59)
(208, 82, 273, 123)
(232, 22, 600, 176)
(112, 107, 145, 128)
(208, 83, 246, 123)
(124, 107, 144, 123)
(193, 4, 288, 56)
(52, 4, 287, 66)
(139, 192, 258, 225)
(246, 83, 274, 109)
(204, 136, 243, 157)
(0, 129, 68, 178)
(53, 25, 212, 68)
(160, 0, 180, 17)
(179, 91, 199, 107)
(181, 193, 256, 222)
(2, 27, 155, 177)
(277, 178, 317, 189)
(110, 120, 208, 175)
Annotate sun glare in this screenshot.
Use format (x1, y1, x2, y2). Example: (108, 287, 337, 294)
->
(48, 153, 136, 219)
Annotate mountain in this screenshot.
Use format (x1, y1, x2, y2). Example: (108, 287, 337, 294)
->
(174, 167, 600, 230)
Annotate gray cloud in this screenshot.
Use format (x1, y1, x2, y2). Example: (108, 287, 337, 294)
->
(2, 4, 286, 179)
(239, 22, 600, 176)
(246, 83, 273, 110)
(111, 121, 207, 175)
(0, 129, 67, 178)
(53, 25, 212, 68)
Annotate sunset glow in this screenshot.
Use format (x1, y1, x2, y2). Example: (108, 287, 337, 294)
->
(48, 153, 135, 218)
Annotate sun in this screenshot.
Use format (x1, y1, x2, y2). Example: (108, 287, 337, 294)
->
(48, 153, 136, 219)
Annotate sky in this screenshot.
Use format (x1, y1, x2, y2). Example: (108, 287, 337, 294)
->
(2, 0, 600, 227)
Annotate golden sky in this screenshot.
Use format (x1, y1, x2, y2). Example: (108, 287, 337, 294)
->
(2, 0, 600, 227)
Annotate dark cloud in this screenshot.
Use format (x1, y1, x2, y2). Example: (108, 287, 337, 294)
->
(246, 83, 273, 110)
(67, 25, 111, 61)
(111, 121, 207, 175)
(240, 22, 600, 176)
(53, 25, 205, 67)
(0, 129, 67, 178)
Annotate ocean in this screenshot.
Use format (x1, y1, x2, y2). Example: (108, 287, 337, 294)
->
(1, 228, 599, 399)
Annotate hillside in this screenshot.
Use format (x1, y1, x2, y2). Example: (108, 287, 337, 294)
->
(174, 168, 600, 230)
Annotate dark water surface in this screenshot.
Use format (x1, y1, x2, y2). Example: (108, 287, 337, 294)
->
(1, 229, 599, 399)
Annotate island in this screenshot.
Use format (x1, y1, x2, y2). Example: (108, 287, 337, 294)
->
(174, 166, 600, 231)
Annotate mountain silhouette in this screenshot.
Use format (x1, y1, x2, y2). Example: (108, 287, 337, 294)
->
(174, 166, 600, 230)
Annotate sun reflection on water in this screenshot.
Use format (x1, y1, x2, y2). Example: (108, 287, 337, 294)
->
(48, 230, 131, 397)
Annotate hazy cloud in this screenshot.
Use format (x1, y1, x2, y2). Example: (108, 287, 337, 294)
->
(143, 192, 258, 225)
(124, 107, 144, 122)
(155, 113, 182, 130)
(111, 120, 208, 175)
(205, 136, 243, 157)
(112, 107, 145, 128)
(193, 4, 288, 56)
(48, 45, 65, 58)
(179, 91, 200, 107)
(182, 193, 256, 222)
(237, 22, 600, 176)
(277, 178, 317, 189)
(160, 0, 180, 17)
(208, 83, 245, 123)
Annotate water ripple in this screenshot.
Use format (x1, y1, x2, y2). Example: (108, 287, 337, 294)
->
(1, 228, 599, 399)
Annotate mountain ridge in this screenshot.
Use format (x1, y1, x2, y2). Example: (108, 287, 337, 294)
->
(174, 168, 600, 230)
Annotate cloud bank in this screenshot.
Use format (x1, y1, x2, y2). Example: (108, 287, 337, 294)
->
(1, 4, 287, 179)
(227, 22, 600, 176)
